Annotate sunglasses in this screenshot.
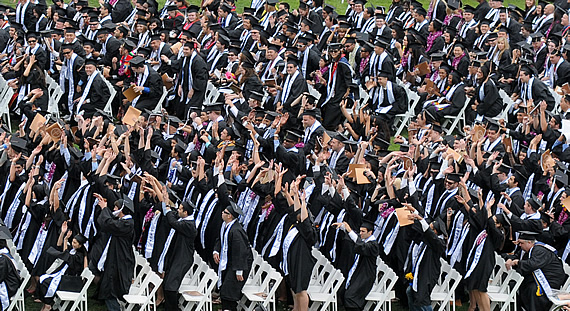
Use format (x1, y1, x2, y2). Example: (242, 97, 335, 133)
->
(28, 40, 36, 43)
(62, 51, 71, 55)
(222, 210, 230, 215)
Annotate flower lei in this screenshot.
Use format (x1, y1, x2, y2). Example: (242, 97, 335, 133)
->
(360, 56, 370, 74)
(295, 142, 305, 148)
(452, 52, 465, 69)
(401, 50, 410, 69)
(379, 202, 394, 219)
(558, 206, 569, 225)
(426, 31, 442, 52)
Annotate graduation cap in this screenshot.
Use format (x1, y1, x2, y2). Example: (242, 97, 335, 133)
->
(486, 118, 501, 132)
(360, 219, 375, 231)
(68, 146, 84, 160)
(130, 55, 146, 68)
(497, 162, 512, 174)
(203, 102, 223, 113)
(463, 5, 476, 14)
(284, 129, 303, 142)
(374, 38, 389, 48)
(431, 217, 448, 237)
(249, 90, 263, 102)
(518, 231, 539, 241)
(116, 194, 134, 213)
(187, 4, 200, 13)
(324, 42, 341, 52)
(226, 200, 243, 218)
(105, 174, 121, 185)
(555, 169, 569, 186)
(94, 108, 112, 121)
(286, 54, 299, 66)
(446, 172, 462, 182)
(150, 150, 160, 160)
(527, 194, 542, 211)
(431, 52, 446, 62)
(333, 132, 348, 142)
(137, 18, 148, 26)
(10, 136, 27, 153)
(84, 58, 99, 66)
(373, 136, 390, 149)
(324, 4, 336, 13)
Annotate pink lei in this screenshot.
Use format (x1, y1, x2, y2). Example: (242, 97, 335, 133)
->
(426, 31, 442, 52)
(401, 50, 410, 69)
(452, 52, 465, 69)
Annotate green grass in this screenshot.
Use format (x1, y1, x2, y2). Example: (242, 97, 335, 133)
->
(0, 0, 527, 14)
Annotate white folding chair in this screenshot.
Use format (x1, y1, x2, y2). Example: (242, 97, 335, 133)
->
(152, 86, 167, 113)
(129, 255, 152, 294)
(204, 81, 219, 106)
(179, 268, 218, 311)
(52, 268, 95, 311)
(488, 269, 524, 311)
(239, 252, 283, 311)
(394, 86, 420, 137)
(124, 271, 163, 311)
(364, 258, 397, 311)
(308, 268, 344, 311)
(442, 97, 470, 135)
(0, 86, 13, 132)
(431, 259, 462, 311)
(488, 252, 508, 291)
(6, 264, 30, 311)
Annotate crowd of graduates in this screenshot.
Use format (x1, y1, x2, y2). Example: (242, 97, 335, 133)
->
(3, 0, 570, 310)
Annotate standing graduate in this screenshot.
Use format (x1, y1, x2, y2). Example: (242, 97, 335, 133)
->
(158, 194, 197, 311)
(336, 219, 379, 311)
(405, 207, 447, 310)
(36, 221, 87, 311)
(93, 194, 135, 311)
(213, 200, 253, 311)
(281, 177, 317, 311)
(0, 222, 21, 311)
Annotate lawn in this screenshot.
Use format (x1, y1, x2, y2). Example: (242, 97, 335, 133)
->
(0, 0, 528, 14)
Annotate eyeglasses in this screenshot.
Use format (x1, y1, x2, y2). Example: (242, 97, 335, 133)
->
(228, 53, 235, 56)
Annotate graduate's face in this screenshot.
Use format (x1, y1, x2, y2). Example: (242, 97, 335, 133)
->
(85, 64, 96, 76)
(65, 32, 75, 43)
(72, 238, 81, 250)
(518, 239, 535, 252)
(62, 48, 73, 60)
(178, 205, 188, 218)
(222, 209, 233, 222)
(359, 228, 372, 239)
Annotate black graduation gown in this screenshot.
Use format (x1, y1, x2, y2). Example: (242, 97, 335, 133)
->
(0, 248, 20, 303)
(474, 80, 503, 118)
(37, 246, 86, 303)
(162, 210, 197, 292)
(99, 36, 121, 67)
(30, 207, 66, 277)
(285, 217, 317, 293)
(80, 73, 111, 118)
(176, 52, 208, 112)
(137, 202, 170, 271)
(343, 235, 379, 309)
(515, 244, 565, 311)
(406, 220, 446, 307)
(96, 207, 135, 300)
(464, 205, 504, 291)
(131, 65, 164, 111)
(215, 220, 253, 302)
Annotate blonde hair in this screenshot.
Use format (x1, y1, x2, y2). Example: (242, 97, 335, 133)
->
(496, 36, 510, 61)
